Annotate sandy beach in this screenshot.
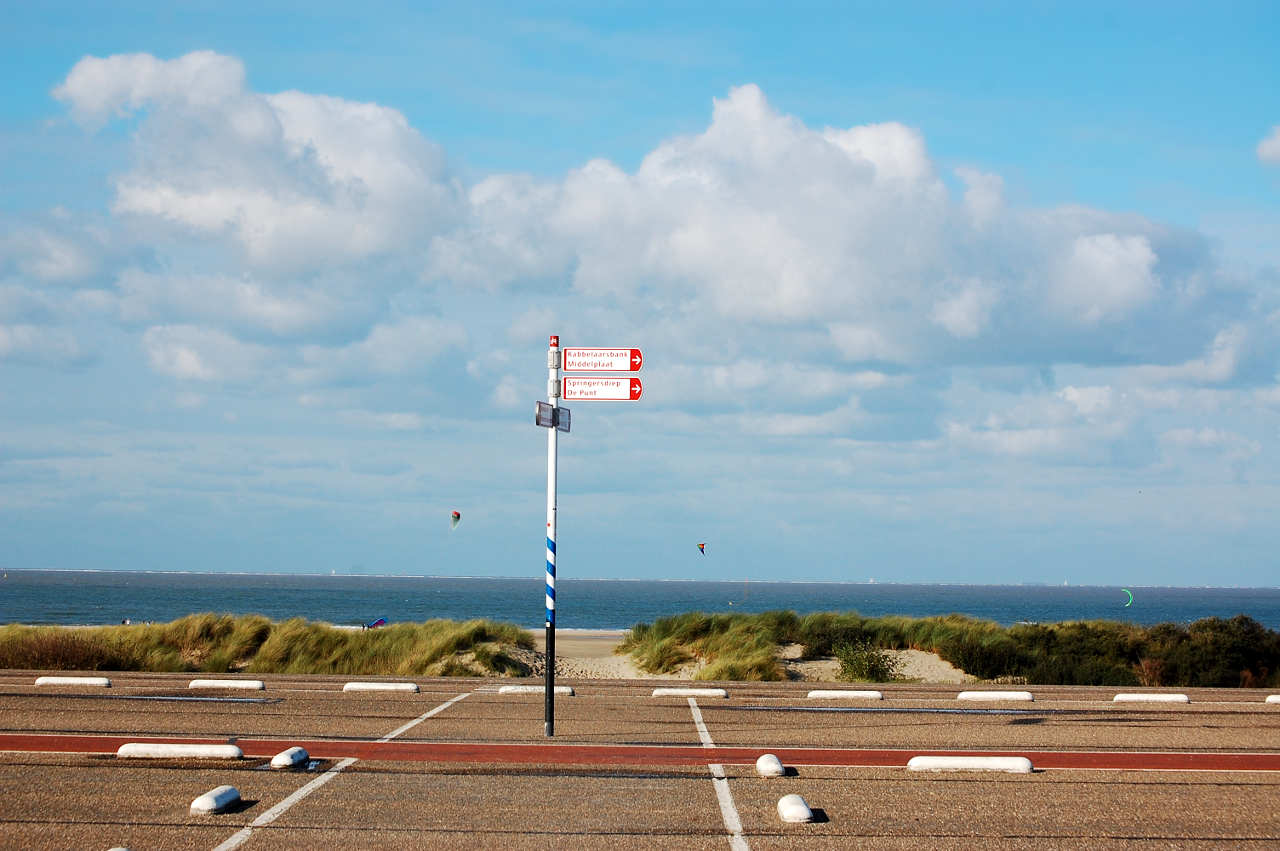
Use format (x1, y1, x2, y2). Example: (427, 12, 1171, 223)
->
(530, 629, 976, 683)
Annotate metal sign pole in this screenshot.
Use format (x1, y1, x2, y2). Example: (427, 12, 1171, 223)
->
(544, 334, 560, 737)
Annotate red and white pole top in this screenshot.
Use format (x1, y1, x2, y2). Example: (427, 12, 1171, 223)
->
(549, 335, 559, 348)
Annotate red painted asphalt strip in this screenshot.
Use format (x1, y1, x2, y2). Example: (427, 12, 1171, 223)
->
(2, 733, 1279, 772)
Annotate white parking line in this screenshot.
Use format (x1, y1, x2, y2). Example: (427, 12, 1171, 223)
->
(211, 692, 471, 851)
(688, 698, 749, 850)
(688, 696, 715, 748)
(378, 693, 471, 741)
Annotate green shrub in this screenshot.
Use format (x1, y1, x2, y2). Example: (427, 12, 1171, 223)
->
(834, 639, 902, 682)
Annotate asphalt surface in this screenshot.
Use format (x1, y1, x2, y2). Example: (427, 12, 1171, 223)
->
(1, 671, 1278, 849)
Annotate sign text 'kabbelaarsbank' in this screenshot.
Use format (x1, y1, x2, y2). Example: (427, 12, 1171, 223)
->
(561, 377, 642, 401)
(562, 348, 642, 372)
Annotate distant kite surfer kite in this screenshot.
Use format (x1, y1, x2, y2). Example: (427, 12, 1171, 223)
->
(451, 510, 461, 530)
(698, 542, 706, 555)
(364, 617, 387, 630)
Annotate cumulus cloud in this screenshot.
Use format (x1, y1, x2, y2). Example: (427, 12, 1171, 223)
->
(1050, 233, 1159, 324)
(955, 167, 1004, 226)
(1160, 427, 1261, 465)
(489, 375, 522, 409)
(55, 51, 459, 272)
(1057, 385, 1115, 420)
(114, 269, 356, 336)
(53, 51, 247, 126)
(428, 85, 952, 330)
(335, 409, 426, 431)
(37, 58, 1273, 474)
(425, 83, 1230, 381)
(292, 316, 467, 383)
(0, 324, 84, 366)
(48, 61, 1241, 389)
(1258, 126, 1280, 164)
(142, 324, 271, 381)
(1134, 324, 1247, 385)
(931, 280, 996, 338)
(0, 212, 122, 286)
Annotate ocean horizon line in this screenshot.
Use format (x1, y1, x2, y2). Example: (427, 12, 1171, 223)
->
(3, 567, 1278, 591)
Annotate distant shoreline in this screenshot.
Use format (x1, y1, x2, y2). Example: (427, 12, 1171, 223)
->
(3, 568, 1276, 591)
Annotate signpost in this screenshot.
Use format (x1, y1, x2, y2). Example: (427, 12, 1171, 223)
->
(534, 335, 643, 737)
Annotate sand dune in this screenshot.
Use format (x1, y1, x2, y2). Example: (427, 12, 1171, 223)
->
(529, 630, 975, 683)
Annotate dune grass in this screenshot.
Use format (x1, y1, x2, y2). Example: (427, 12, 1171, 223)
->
(0, 614, 536, 677)
(619, 610, 1280, 687)
(619, 611, 791, 681)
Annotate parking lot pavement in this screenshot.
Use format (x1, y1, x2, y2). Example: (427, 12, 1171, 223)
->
(1, 673, 1278, 848)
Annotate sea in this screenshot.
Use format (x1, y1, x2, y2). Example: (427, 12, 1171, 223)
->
(2, 570, 1279, 631)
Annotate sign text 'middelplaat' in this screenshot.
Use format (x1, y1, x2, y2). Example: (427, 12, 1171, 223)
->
(562, 348, 643, 372)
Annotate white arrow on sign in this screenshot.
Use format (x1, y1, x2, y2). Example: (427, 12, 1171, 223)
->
(562, 377, 643, 401)
(562, 347, 642, 372)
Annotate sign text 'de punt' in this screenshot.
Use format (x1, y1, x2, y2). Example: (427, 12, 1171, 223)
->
(561, 377, 642, 401)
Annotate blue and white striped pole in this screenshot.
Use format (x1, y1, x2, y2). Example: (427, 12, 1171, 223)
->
(545, 334, 560, 737)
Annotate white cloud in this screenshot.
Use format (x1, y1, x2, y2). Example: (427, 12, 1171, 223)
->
(822, 120, 935, 183)
(945, 421, 1073, 458)
(827, 323, 912, 363)
(931, 281, 995, 339)
(1134, 324, 1247, 385)
(292, 316, 467, 383)
(0, 324, 84, 366)
(6, 46, 1279, 586)
(490, 375, 522, 409)
(114, 268, 353, 336)
(1160, 427, 1260, 461)
(56, 51, 459, 272)
(335, 409, 426, 431)
(53, 51, 247, 125)
(1258, 126, 1280, 165)
(744, 398, 865, 436)
(426, 84, 1222, 382)
(1057, 385, 1114, 419)
(141, 324, 271, 381)
(5, 228, 97, 283)
(955, 167, 1005, 226)
(44, 63, 1235, 391)
(0, 213, 120, 286)
(1051, 233, 1159, 324)
(0, 285, 56, 322)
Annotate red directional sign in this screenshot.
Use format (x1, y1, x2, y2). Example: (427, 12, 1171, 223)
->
(562, 347, 642, 372)
(562, 377, 643, 401)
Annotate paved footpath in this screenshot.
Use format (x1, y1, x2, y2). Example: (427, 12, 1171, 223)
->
(1, 672, 1278, 849)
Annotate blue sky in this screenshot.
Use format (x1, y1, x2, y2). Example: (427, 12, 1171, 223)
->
(1, 2, 1278, 586)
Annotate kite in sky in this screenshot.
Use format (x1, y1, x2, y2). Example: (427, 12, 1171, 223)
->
(697, 543, 706, 555)
(451, 510, 461, 530)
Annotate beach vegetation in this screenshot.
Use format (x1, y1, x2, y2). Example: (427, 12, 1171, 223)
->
(0, 614, 535, 677)
(833, 639, 903, 682)
(620, 610, 1280, 687)
(5, 609, 1277, 687)
(619, 611, 788, 680)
